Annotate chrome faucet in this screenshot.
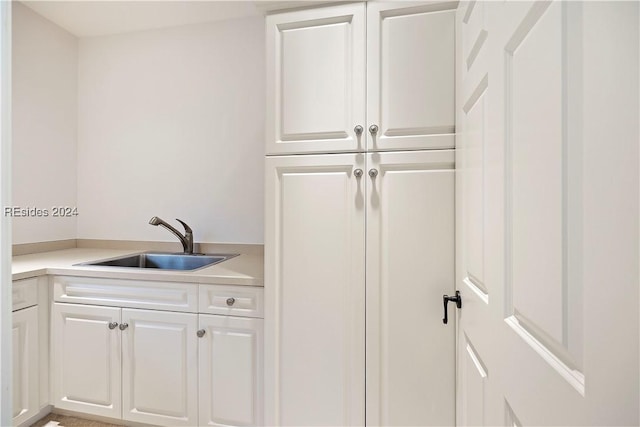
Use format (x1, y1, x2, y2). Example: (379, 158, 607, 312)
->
(149, 216, 194, 254)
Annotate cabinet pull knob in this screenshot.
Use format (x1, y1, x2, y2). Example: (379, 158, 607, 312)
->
(369, 169, 378, 178)
(119, 323, 129, 331)
(369, 124, 379, 134)
(354, 125, 363, 135)
(226, 297, 236, 306)
(354, 169, 363, 178)
(197, 329, 206, 338)
(108, 322, 118, 330)
(442, 291, 462, 324)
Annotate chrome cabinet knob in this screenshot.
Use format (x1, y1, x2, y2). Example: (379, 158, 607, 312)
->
(108, 322, 118, 330)
(226, 297, 236, 307)
(354, 169, 363, 178)
(369, 169, 379, 178)
(197, 329, 206, 338)
(354, 125, 363, 135)
(369, 124, 379, 134)
(119, 323, 129, 331)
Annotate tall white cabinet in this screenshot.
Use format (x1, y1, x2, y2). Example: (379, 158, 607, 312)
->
(265, 153, 366, 426)
(265, 2, 456, 426)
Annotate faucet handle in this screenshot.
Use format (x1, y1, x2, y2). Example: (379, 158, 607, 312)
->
(175, 218, 193, 234)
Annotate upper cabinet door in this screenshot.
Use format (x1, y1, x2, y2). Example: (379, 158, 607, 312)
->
(367, 2, 456, 151)
(266, 4, 366, 155)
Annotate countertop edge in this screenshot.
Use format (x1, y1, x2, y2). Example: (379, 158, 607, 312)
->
(12, 248, 264, 287)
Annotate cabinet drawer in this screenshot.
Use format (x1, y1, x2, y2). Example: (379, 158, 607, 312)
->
(13, 278, 39, 311)
(53, 276, 198, 313)
(199, 285, 264, 318)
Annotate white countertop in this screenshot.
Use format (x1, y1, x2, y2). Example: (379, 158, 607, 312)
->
(12, 248, 264, 286)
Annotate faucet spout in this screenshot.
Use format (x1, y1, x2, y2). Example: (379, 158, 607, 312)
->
(148, 216, 194, 254)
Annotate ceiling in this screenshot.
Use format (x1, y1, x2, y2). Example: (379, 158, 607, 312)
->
(20, 1, 297, 38)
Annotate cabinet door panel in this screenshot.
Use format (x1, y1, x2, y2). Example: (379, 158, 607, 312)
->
(367, 3, 456, 151)
(51, 303, 121, 419)
(265, 154, 365, 425)
(266, 4, 366, 154)
(366, 150, 456, 426)
(121, 308, 197, 427)
(12, 306, 39, 425)
(199, 314, 263, 426)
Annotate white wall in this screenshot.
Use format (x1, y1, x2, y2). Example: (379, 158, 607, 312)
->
(12, 2, 78, 244)
(76, 17, 265, 244)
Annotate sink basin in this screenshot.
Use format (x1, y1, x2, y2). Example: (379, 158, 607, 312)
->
(77, 253, 238, 271)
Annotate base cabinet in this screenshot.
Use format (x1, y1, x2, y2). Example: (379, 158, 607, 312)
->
(52, 303, 198, 426)
(12, 306, 39, 425)
(12, 276, 49, 427)
(122, 309, 198, 426)
(50, 277, 264, 427)
(199, 315, 263, 427)
(51, 303, 122, 419)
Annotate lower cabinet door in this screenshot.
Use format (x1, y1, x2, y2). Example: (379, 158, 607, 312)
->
(366, 150, 456, 426)
(51, 303, 122, 419)
(12, 306, 39, 425)
(198, 314, 263, 427)
(265, 154, 366, 426)
(121, 308, 198, 426)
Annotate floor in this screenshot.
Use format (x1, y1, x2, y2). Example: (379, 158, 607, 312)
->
(31, 413, 123, 427)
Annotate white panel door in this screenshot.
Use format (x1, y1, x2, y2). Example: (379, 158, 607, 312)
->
(12, 306, 38, 426)
(455, 1, 493, 424)
(367, 2, 456, 152)
(265, 153, 365, 426)
(366, 150, 455, 426)
(266, 3, 366, 155)
(456, 1, 639, 425)
(121, 308, 198, 427)
(51, 303, 121, 419)
(199, 314, 263, 427)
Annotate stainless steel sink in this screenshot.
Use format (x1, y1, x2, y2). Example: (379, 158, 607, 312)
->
(77, 253, 238, 271)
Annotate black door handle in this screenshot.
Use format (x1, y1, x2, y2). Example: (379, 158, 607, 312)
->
(442, 291, 462, 324)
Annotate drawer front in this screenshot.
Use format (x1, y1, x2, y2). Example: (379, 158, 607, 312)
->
(199, 285, 264, 318)
(13, 278, 39, 311)
(53, 276, 198, 313)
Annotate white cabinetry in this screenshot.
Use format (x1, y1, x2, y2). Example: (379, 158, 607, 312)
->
(52, 304, 199, 426)
(366, 2, 455, 151)
(266, 3, 366, 155)
(265, 153, 365, 426)
(199, 315, 263, 427)
(51, 303, 121, 419)
(50, 276, 263, 427)
(365, 151, 455, 426)
(266, 2, 455, 154)
(265, 2, 456, 425)
(12, 306, 39, 425)
(122, 309, 198, 426)
(266, 150, 455, 426)
(12, 276, 49, 427)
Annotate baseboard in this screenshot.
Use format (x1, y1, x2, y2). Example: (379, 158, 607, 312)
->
(16, 404, 53, 427)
